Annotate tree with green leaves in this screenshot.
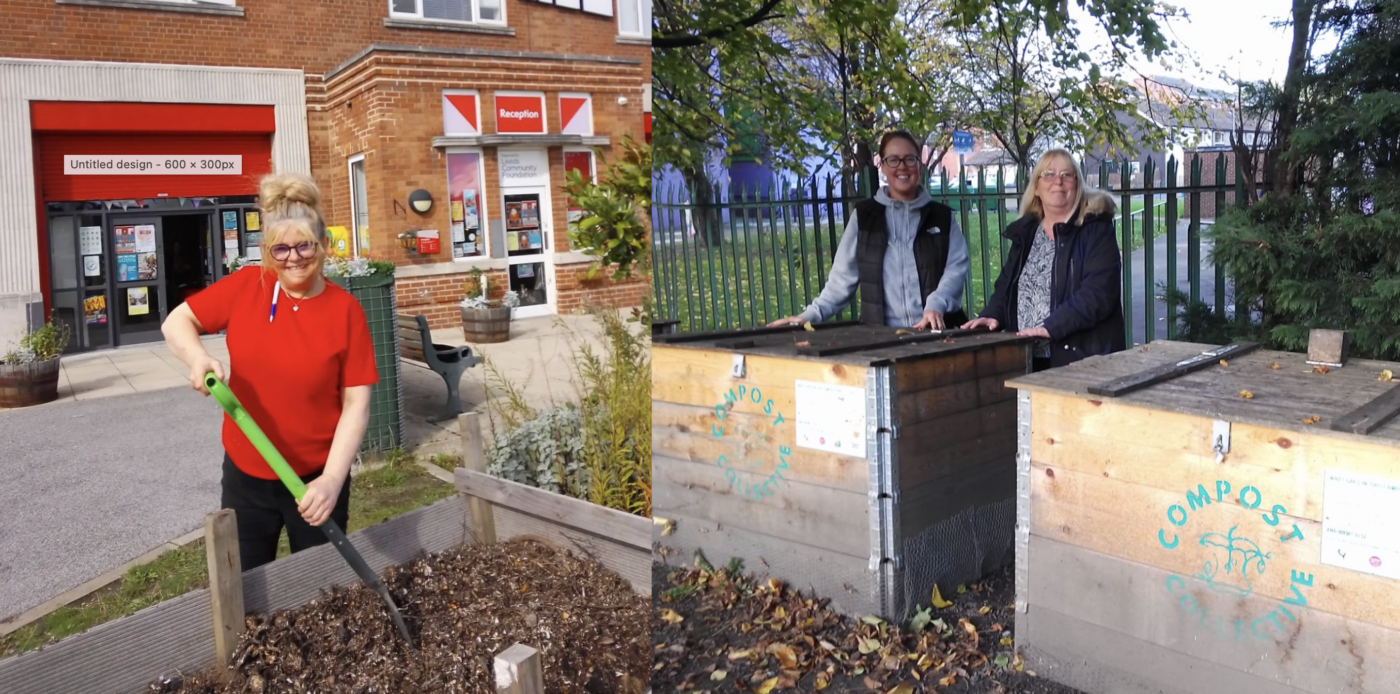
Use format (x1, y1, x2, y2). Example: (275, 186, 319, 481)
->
(1200, 0, 1400, 358)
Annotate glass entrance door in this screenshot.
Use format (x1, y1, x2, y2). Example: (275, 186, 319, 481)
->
(501, 187, 555, 318)
(109, 216, 168, 345)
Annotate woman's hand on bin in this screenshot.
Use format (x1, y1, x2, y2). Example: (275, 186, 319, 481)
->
(188, 356, 225, 396)
(767, 316, 806, 327)
(961, 317, 1000, 331)
(1017, 326, 1050, 339)
(913, 310, 945, 331)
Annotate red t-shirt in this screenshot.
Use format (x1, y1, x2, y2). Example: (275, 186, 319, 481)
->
(187, 266, 379, 479)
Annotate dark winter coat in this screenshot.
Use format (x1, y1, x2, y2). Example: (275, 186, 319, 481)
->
(977, 190, 1127, 367)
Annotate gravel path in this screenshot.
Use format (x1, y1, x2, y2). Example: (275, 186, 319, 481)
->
(0, 388, 223, 622)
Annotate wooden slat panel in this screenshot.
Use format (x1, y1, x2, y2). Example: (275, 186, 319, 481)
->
(896, 399, 1017, 461)
(653, 345, 866, 412)
(895, 350, 977, 391)
(897, 371, 1018, 425)
(492, 506, 648, 594)
(1010, 343, 1400, 444)
(652, 402, 865, 492)
(454, 469, 650, 550)
(1331, 384, 1400, 435)
(654, 454, 870, 559)
(1031, 392, 1400, 521)
(654, 508, 880, 616)
(898, 424, 1017, 492)
(1026, 536, 1397, 694)
(899, 460, 1014, 533)
(1029, 464, 1400, 630)
(1085, 342, 1259, 396)
(396, 314, 420, 329)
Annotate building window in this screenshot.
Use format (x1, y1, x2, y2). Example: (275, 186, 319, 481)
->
(617, 0, 650, 37)
(349, 155, 369, 257)
(1214, 130, 1225, 144)
(446, 150, 488, 259)
(389, 0, 502, 24)
(563, 149, 596, 251)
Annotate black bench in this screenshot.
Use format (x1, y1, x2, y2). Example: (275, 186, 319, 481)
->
(397, 313, 482, 423)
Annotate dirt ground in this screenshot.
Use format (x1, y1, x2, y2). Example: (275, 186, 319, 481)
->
(145, 539, 650, 694)
(653, 559, 1086, 694)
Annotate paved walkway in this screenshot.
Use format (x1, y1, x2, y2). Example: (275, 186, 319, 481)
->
(0, 312, 616, 630)
(1125, 221, 1235, 346)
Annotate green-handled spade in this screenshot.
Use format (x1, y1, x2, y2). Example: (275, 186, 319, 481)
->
(204, 373, 415, 648)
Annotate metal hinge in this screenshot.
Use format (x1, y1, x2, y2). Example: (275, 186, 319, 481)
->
(1212, 419, 1231, 464)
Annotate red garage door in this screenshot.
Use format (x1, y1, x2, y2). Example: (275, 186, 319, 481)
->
(32, 102, 275, 201)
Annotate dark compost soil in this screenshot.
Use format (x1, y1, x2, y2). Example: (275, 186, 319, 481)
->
(653, 560, 1086, 694)
(146, 539, 650, 694)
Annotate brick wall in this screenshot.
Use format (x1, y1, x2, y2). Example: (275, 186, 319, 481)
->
(1, 0, 650, 75)
(1185, 149, 1256, 220)
(395, 268, 647, 330)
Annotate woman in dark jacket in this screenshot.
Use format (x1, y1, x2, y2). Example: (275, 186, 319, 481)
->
(962, 148, 1126, 371)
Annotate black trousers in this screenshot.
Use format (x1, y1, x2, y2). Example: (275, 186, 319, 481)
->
(220, 454, 351, 572)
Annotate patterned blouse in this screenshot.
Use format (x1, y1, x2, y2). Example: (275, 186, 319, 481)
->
(1017, 227, 1056, 358)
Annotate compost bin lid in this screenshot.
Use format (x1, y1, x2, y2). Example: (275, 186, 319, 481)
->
(1006, 340, 1400, 446)
(653, 322, 1035, 366)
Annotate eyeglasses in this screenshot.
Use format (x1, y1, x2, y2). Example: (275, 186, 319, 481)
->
(1038, 171, 1077, 183)
(880, 156, 921, 170)
(269, 241, 316, 261)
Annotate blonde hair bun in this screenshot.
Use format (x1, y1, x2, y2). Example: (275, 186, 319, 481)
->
(259, 173, 322, 215)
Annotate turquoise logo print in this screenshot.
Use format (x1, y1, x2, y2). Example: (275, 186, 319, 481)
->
(1196, 526, 1273, 597)
(1157, 479, 1314, 642)
(710, 384, 790, 502)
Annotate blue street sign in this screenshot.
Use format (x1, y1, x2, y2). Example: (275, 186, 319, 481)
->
(952, 130, 974, 155)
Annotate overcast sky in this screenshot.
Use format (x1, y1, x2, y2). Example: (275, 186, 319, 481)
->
(1073, 0, 1335, 90)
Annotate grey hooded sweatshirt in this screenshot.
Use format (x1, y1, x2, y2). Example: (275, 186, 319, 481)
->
(798, 186, 970, 327)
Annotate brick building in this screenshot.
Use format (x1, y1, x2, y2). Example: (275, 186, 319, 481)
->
(0, 0, 652, 352)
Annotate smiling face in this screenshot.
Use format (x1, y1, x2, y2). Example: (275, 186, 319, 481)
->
(879, 136, 922, 201)
(263, 220, 325, 293)
(1035, 153, 1080, 216)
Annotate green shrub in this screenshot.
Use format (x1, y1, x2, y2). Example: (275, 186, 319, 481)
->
(2, 317, 70, 365)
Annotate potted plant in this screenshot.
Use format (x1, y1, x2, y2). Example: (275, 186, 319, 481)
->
(0, 317, 71, 408)
(459, 268, 520, 343)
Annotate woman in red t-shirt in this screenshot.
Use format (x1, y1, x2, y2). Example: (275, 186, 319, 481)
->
(160, 173, 379, 571)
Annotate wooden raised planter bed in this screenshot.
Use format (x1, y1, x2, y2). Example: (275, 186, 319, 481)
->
(653, 323, 1032, 621)
(1009, 340, 1400, 694)
(0, 413, 650, 694)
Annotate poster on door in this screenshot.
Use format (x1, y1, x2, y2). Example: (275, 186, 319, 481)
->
(505, 202, 524, 230)
(79, 226, 103, 256)
(138, 253, 158, 280)
(83, 255, 101, 277)
(127, 287, 150, 316)
(84, 295, 107, 325)
(114, 226, 137, 255)
(134, 225, 156, 253)
(117, 254, 138, 281)
(520, 200, 539, 228)
(463, 190, 479, 229)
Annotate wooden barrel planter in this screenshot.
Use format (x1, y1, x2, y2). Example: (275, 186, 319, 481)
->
(0, 358, 61, 408)
(461, 306, 511, 343)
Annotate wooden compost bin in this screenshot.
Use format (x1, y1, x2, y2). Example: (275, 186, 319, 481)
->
(653, 323, 1032, 620)
(0, 414, 651, 694)
(1008, 340, 1400, 694)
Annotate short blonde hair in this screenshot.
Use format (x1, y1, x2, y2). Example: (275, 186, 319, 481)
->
(257, 173, 327, 274)
(1019, 149, 1091, 224)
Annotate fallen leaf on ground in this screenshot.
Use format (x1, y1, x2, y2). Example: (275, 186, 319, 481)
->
(1382, 369, 1394, 382)
(1239, 390, 1254, 399)
(1313, 365, 1330, 374)
(895, 329, 914, 336)
(863, 676, 883, 690)
(994, 653, 1011, 669)
(940, 674, 957, 686)
(858, 637, 882, 654)
(659, 609, 684, 624)
(1303, 415, 1321, 425)
(815, 672, 830, 690)
(1219, 359, 1229, 366)
(711, 670, 728, 681)
(880, 654, 901, 670)
(978, 605, 992, 615)
(956, 584, 968, 594)
(1013, 653, 1025, 672)
(1269, 362, 1281, 369)
(1000, 636, 1014, 646)
(931, 585, 953, 608)
(861, 615, 885, 626)
(884, 684, 915, 694)
(727, 649, 753, 660)
(755, 676, 779, 694)
(769, 644, 798, 669)
(803, 322, 815, 332)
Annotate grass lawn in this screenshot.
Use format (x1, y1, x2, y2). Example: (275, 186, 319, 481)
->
(0, 450, 455, 657)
